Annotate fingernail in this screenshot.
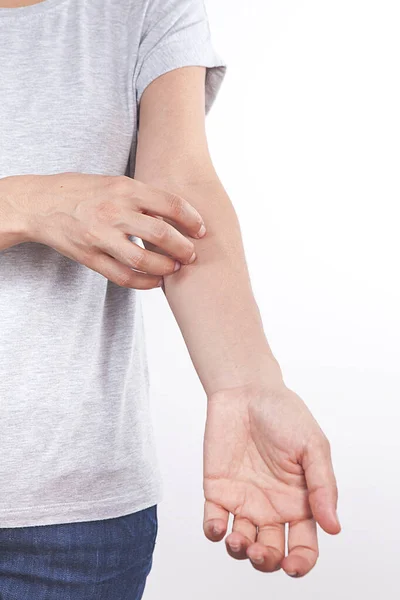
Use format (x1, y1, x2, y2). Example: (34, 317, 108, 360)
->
(174, 261, 181, 272)
(251, 556, 264, 564)
(287, 572, 300, 578)
(197, 224, 206, 238)
(188, 252, 196, 264)
(229, 544, 241, 552)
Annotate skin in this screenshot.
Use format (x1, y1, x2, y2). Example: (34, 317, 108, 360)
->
(135, 66, 341, 577)
(1, 0, 341, 578)
(0, 0, 45, 6)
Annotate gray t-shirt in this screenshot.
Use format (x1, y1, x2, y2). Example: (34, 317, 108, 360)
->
(0, 0, 226, 528)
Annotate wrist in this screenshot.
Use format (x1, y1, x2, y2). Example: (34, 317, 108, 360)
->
(0, 212, 31, 250)
(206, 354, 286, 401)
(0, 176, 33, 249)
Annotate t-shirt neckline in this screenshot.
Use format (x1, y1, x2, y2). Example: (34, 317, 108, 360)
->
(0, 0, 69, 19)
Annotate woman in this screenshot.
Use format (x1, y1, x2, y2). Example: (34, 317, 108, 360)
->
(0, 0, 340, 598)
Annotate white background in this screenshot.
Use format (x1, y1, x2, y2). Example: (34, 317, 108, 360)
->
(143, 1, 400, 598)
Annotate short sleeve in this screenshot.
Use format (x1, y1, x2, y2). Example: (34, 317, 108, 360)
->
(133, 0, 227, 115)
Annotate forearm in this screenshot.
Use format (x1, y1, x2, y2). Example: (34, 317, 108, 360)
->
(144, 177, 284, 397)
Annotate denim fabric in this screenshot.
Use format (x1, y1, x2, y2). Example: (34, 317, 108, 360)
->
(0, 505, 158, 599)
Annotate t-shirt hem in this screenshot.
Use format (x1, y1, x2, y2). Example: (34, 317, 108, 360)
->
(0, 486, 164, 529)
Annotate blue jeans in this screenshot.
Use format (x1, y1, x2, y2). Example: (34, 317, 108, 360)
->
(0, 504, 158, 600)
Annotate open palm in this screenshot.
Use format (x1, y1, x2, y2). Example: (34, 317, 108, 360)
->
(203, 383, 340, 577)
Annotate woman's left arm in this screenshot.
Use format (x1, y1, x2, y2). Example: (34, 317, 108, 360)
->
(134, 66, 340, 578)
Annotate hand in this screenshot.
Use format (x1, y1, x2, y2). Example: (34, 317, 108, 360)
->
(0, 172, 206, 289)
(203, 381, 340, 577)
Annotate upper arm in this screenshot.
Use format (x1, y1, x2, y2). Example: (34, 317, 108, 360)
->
(134, 66, 217, 186)
(131, 0, 226, 187)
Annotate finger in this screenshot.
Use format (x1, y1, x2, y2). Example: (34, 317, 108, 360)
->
(225, 516, 257, 560)
(131, 179, 205, 239)
(281, 517, 318, 578)
(84, 251, 162, 289)
(94, 229, 185, 276)
(303, 435, 341, 535)
(246, 523, 285, 573)
(203, 500, 229, 542)
(118, 212, 196, 266)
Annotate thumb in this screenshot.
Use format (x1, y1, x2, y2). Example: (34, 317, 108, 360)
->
(302, 434, 341, 535)
(203, 499, 229, 542)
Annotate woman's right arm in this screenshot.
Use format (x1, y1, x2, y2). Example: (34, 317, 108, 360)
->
(0, 172, 206, 288)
